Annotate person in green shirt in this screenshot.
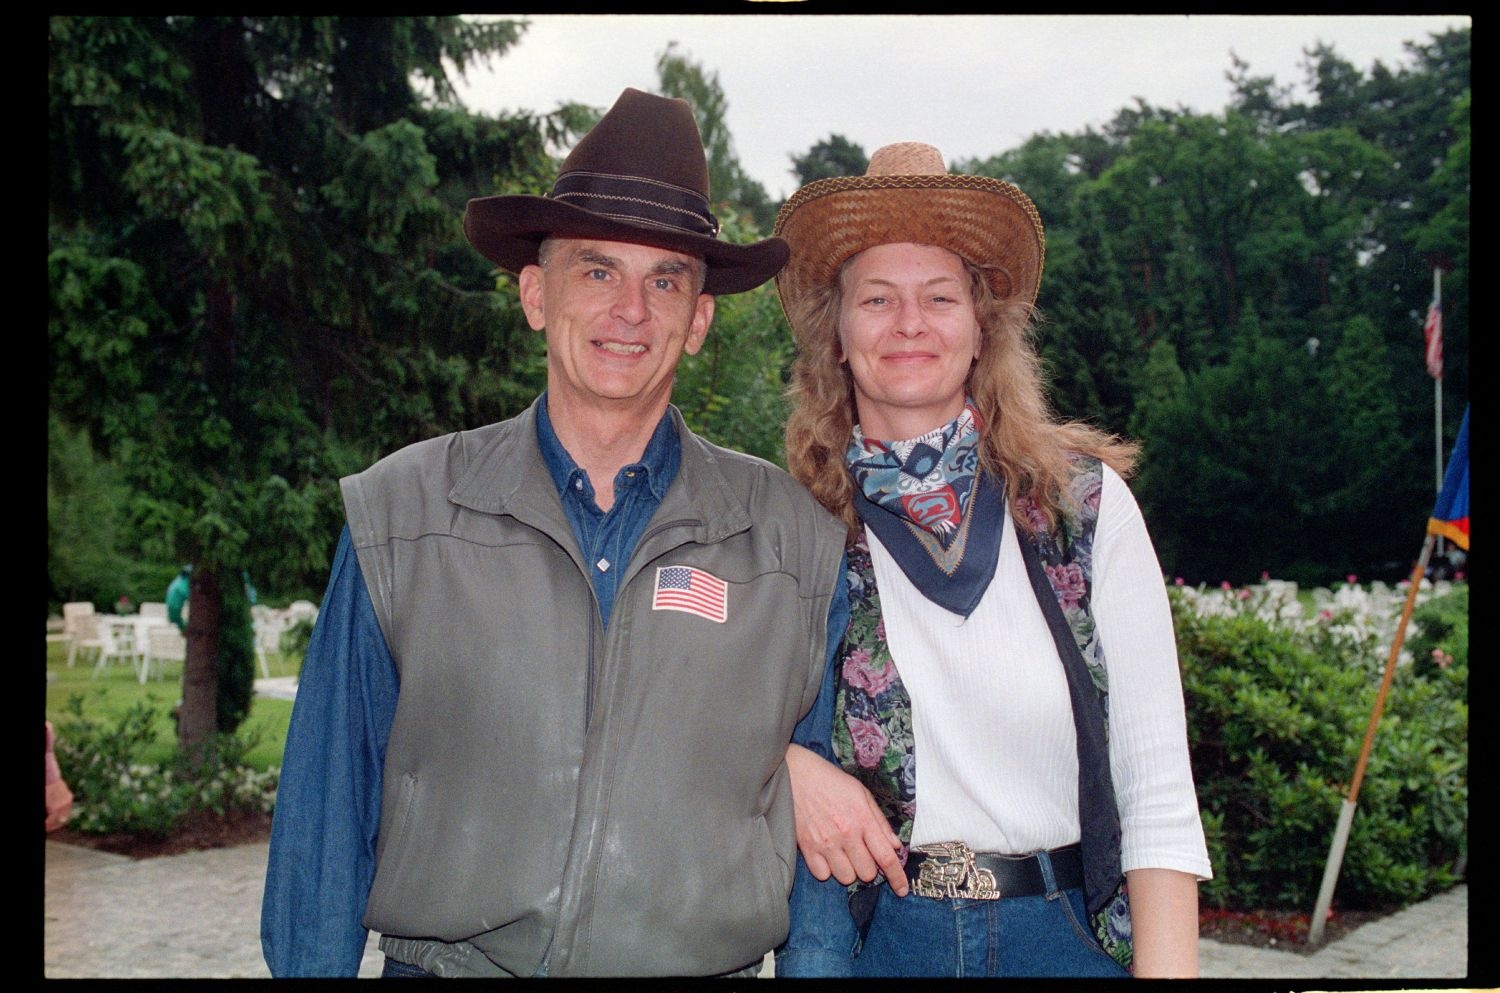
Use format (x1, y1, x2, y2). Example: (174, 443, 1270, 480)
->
(166, 564, 191, 631)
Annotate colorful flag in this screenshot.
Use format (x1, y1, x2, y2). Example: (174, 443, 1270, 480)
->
(1427, 406, 1469, 550)
(652, 565, 729, 623)
(1423, 296, 1444, 379)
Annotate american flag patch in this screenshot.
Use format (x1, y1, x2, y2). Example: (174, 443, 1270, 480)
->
(652, 565, 729, 623)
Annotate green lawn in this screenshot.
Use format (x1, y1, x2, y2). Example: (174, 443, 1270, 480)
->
(45, 637, 296, 772)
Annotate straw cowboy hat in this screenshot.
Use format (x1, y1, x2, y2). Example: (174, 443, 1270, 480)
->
(773, 141, 1045, 318)
(463, 87, 788, 296)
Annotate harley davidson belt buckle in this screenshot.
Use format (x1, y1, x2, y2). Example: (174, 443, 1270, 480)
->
(910, 841, 1000, 900)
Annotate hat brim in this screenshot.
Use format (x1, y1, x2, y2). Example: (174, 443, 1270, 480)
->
(464, 195, 789, 297)
(773, 175, 1044, 320)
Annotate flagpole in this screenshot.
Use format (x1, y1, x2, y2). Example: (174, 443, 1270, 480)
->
(1432, 268, 1444, 558)
(1307, 535, 1435, 945)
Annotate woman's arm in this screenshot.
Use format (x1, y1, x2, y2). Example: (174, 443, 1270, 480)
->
(785, 743, 908, 894)
(1125, 867, 1200, 978)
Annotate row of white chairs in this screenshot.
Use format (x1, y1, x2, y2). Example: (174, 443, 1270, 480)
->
(60, 601, 184, 684)
(60, 598, 317, 682)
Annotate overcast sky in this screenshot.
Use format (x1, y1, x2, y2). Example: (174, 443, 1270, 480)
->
(450, 14, 1470, 201)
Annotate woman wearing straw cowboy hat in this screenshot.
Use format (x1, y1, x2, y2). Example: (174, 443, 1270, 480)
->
(773, 143, 1211, 977)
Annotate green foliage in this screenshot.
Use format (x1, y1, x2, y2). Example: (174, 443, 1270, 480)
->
(1407, 586, 1469, 682)
(280, 616, 316, 661)
(789, 133, 868, 187)
(216, 574, 256, 734)
(675, 231, 795, 463)
(53, 694, 279, 838)
(1134, 334, 1326, 583)
(47, 415, 137, 611)
(54, 696, 193, 837)
(1176, 593, 1466, 911)
(656, 42, 775, 230)
(49, 611, 293, 769)
(49, 15, 563, 747)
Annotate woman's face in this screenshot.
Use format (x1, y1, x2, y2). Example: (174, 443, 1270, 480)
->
(837, 242, 981, 441)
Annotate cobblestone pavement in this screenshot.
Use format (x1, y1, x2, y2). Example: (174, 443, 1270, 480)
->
(44, 838, 1471, 981)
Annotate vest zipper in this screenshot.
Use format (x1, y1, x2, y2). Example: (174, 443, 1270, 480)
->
(580, 519, 701, 730)
(554, 514, 706, 973)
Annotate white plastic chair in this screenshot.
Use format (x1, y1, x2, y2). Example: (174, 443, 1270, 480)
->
(93, 617, 142, 680)
(65, 608, 103, 668)
(142, 624, 187, 684)
(253, 606, 296, 678)
(63, 602, 98, 667)
(286, 600, 319, 624)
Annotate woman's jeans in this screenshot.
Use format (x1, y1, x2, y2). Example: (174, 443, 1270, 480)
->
(777, 851, 1129, 978)
(850, 881, 1129, 977)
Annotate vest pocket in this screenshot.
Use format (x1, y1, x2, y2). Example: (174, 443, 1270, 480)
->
(367, 772, 421, 918)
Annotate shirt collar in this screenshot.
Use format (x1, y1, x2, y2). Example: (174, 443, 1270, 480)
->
(536, 391, 680, 503)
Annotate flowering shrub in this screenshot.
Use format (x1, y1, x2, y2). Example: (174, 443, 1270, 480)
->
(52, 695, 280, 839)
(1172, 578, 1467, 912)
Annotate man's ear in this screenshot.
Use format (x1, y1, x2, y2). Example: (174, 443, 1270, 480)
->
(682, 294, 715, 356)
(518, 265, 547, 331)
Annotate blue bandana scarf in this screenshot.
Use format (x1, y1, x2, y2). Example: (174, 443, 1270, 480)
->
(846, 400, 1004, 617)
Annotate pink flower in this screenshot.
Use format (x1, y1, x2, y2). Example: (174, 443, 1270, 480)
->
(844, 649, 898, 697)
(1318, 609, 1333, 621)
(847, 717, 889, 769)
(1431, 649, 1454, 669)
(1014, 493, 1049, 533)
(1220, 581, 1232, 591)
(1238, 589, 1251, 600)
(1346, 574, 1358, 585)
(1261, 571, 1271, 581)
(1174, 577, 1185, 586)
(1046, 562, 1087, 610)
(1456, 571, 1466, 581)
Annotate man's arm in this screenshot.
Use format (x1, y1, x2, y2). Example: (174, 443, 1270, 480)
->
(261, 526, 399, 977)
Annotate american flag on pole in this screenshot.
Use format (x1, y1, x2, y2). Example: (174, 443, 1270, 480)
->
(652, 565, 729, 623)
(1424, 295, 1443, 379)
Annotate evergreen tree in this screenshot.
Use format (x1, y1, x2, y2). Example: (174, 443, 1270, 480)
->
(788, 134, 868, 187)
(49, 15, 554, 758)
(656, 42, 776, 230)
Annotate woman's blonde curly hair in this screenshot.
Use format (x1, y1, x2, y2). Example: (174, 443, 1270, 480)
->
(783, 253, 1138, 543)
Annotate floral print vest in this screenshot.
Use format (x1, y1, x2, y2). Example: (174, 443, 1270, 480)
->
(831, 457, 1134, 970)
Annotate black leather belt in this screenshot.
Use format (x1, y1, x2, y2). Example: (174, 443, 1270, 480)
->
(905, 841, 1084, 901)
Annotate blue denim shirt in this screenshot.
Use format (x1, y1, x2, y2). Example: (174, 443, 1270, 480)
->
(777, 591, 863, 977)
(261, 397, 849, 976)
(535, 394, 680, 625)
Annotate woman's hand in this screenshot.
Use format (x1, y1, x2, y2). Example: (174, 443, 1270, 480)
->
(785, 743, 909, 895)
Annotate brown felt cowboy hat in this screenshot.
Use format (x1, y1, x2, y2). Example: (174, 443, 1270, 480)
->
(463, 87, 788, 296)
(773, 141, 1045, 318)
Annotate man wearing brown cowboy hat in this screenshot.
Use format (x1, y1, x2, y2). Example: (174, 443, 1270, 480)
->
(261, 88, 848, 978)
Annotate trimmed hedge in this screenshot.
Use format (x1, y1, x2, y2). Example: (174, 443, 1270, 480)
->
(1176, 587, 1467, 911)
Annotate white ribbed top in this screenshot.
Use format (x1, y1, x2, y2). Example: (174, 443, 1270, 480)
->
(868, 466, 1212, 879)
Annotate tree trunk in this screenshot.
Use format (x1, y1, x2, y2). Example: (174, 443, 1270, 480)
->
(178, 565, 221, 763)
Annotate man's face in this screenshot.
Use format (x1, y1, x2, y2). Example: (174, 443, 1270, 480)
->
(519, 238, 714, 417)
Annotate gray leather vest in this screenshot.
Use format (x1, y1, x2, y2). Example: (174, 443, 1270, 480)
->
(341, 400, 845, 977)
